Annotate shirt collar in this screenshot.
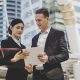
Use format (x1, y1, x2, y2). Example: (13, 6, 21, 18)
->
(41, 26, 51, 34)
(11, 36, 21, 44)
(46, 26, 51, 34)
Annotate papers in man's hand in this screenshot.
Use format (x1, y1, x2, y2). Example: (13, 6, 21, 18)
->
(24, 47, 44, 65)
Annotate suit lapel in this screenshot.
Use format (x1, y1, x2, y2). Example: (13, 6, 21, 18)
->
(33, 28, 55, 48)
(33, 33, 40, 47)
(8, 37, 22, 48)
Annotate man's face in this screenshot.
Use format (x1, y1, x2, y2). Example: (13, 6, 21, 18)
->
(35, 13, 49, 32)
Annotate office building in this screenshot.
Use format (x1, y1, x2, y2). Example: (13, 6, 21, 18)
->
(21, 0, 42, 48)
(0, 0, 21, 45)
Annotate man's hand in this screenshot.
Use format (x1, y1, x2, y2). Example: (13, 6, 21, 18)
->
(38, 53, 48, 63)
(25, 64, 33, 73)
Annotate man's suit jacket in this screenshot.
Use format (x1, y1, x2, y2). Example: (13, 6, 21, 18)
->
(1, 36, 28, 80)
(32, 28, 69, 80)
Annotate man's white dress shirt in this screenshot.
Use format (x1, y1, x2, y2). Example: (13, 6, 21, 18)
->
(36, 27, 51, 70)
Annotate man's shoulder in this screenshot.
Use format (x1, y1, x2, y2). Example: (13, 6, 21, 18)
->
(32, 33, 40, 39)
(51, 28, 64, 35)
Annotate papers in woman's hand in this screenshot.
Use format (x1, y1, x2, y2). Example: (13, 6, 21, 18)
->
(24, 47, 44, 66)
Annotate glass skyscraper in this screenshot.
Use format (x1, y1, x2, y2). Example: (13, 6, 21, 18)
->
(0, 0, 21, 46)
(21, 0, 42, 48)
(73, 0, 80, 32)
(42, 0, 65, 31)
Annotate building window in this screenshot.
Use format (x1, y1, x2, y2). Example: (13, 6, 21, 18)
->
(0, 17, 3, 20)
(31, 0, 39, 4)
(0, 26, 3, 28)
(26, 10, 32, 17)
(75, 6, 80, 12)
(0, 35, 3, 37)
(17, 6, 21, 8)
(0, 5, 3, 7)
(0, 31, 3, 33)
(0, 13, 2, 16)
(0, 21, 3, 24)
(17, 2, 21, 4)
(17, 10, 21, 12)
(7, 9, 15, 12)
(8, 17, 15, 20)
(7, 4, 15, 7)
(0, 9, 2, 11)
(7, 0, 15, 3)
(17, 14, 21, 17)
(8, 13, 15, 16)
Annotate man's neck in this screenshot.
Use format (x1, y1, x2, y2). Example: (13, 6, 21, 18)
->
(41, 25, 50, 32)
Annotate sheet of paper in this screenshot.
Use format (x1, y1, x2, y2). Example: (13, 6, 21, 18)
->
(24, 47, 44, 65)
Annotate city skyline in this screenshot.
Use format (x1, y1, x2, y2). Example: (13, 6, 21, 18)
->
(0, 0, 21, 46)
(0, 0, 80, 48)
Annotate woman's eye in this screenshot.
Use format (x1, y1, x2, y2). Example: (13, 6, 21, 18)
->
(21, 27, 24, 30)
(16, 26, 24, 30)
(16, 26, 20, 29)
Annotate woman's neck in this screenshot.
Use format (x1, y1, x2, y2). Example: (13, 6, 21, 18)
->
(11, 35, 20, 40)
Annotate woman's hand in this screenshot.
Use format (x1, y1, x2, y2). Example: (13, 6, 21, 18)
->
(11, 50, 30, 62)
(25, 64, 33, 73)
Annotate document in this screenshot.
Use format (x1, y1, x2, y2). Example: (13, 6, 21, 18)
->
(24, 47, 44, 65)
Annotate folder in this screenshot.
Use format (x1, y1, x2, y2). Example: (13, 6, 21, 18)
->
(24, 47, 44, 65)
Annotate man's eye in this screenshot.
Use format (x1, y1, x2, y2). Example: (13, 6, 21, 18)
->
(16, 27, 20, 29)
(36, 20, 41, 22)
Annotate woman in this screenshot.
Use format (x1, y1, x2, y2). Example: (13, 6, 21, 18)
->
(1, 18, 32, 80)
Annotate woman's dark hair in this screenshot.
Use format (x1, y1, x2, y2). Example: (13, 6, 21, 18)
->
(8, 18, 24, 35)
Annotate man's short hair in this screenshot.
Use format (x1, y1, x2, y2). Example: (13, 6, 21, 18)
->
(35, 8, 49, 17)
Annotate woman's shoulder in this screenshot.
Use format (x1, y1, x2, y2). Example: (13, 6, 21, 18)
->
(1, 36, 11, 42)
(20, 42, 26, 49)
(1, 36, 12, 47)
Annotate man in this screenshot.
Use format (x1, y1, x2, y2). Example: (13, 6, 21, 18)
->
(32, 8, 69, 80)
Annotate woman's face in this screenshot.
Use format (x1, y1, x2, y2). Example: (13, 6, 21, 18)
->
(11, 23, 24, 39)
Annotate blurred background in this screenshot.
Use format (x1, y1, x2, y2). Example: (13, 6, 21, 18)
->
(0, 0, 80, 80)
